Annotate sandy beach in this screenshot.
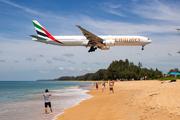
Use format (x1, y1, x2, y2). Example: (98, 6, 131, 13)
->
(55, 80, 180, 120)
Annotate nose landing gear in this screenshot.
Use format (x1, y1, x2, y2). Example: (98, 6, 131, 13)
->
(142, 45, 145, 50)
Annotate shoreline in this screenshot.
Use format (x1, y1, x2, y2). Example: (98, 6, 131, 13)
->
(55, 80, 180, 120)
(0, 81, 94, 120)
(52, 81, 99, 120)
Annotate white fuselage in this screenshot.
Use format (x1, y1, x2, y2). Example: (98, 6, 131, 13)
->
(33, 35, 152, 47)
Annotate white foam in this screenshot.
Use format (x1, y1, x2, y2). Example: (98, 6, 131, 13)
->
(0, 83, 93, 120)
(52, 94, 93, 120)
(51, 85, 93, 120)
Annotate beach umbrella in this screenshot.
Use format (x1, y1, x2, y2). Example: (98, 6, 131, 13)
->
(169, 72, 180, 79)
(170, 72, 180, 75)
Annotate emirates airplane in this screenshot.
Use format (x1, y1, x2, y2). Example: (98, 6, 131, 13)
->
(30, 20, 152, 52)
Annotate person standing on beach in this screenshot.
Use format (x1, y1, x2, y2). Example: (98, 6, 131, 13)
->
(96, 83, 98, 90)
(102, 82, 105, 92)
(43, 89, 53, 114)
(109, 81, 114, 93)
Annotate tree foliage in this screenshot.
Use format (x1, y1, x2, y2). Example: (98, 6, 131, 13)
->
(55, 59, 163, 81)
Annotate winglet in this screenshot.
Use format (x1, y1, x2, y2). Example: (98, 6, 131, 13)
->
(75, 25, 83, 31)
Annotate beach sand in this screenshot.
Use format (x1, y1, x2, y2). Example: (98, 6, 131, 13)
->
(56, 80, 180, 120)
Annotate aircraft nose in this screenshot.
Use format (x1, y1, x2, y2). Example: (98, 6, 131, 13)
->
(146, 38, 152, 44)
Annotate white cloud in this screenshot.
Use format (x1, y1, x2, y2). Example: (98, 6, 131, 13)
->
(53, 67, 95, 77)
(59, 67, 64, 70)
(87, 68, 91, 71)
(63, 53, 74, 57)
(52, 57, 65, 61)
(132, 0, 180, 22)
(0, 0, 180, 80)
(26, 58, 37, 61)
(57, 67, 94, 72)
(95, 62, 100, 65)
(81, 17, 178, 35)
(100, 2, 126, 17)
(2, 0, 179, 36)
(0, 0, 40, 15)
(67, 67, 75, 71)
(107, 9, 126, 17)
(104, 2, 121, 9)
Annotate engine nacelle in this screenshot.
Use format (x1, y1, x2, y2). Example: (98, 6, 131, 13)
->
(100, 46, 110, 50)
(103, 39, 115, 47)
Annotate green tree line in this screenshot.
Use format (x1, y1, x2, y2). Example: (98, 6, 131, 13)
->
(55, 59, 164, 81)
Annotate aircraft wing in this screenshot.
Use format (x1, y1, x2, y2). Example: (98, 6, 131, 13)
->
(76, 25, 104, 46)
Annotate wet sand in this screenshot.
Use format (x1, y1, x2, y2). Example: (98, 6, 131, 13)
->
(55, 80, 180, 120)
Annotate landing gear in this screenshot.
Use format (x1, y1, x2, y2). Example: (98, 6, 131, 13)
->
(88, 46, 97, 52)
(142, 45, 144, 50)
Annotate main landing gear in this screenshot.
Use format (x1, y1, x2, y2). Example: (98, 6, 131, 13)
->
(88, 46, 97, 52)
(142, 45, 145, 50)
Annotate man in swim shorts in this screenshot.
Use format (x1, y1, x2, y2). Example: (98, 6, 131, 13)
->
(109, 81, 114, 93)
(43, 89, 53, 114)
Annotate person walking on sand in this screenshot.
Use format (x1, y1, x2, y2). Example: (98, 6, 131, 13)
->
(102, 82, 105, 92)
(95, 83, 98, 90)
(109, 81, 114, 94)
(43, 89, 53, 114)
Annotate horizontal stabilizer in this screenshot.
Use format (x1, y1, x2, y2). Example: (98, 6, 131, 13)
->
(29, 35, 47, 40)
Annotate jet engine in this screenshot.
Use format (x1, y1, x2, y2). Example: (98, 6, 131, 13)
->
(103, 39, 115, 47)
(99, 46, 110, 50)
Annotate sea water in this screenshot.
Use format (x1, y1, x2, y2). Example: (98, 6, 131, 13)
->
(0, 81, 93, 120)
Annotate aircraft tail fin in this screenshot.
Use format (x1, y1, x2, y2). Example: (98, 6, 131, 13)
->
(32, 20, 63, 44)
(32, 20, 50, 39)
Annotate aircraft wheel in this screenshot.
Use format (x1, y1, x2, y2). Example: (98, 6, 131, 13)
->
(142, 45, 144, 50)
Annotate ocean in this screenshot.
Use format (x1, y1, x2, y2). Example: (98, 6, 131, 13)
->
(0, 81, 93, 120)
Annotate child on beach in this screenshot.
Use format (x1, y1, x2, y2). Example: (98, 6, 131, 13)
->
(43, 89, 53, 114)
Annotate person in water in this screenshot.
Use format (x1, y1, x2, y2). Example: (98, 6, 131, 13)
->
(43, 89, 53, 114)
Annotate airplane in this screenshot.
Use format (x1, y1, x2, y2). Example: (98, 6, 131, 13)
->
(30, 20, 152, 52)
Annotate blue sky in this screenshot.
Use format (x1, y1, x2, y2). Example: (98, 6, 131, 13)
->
(0, 0, 180, 81)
